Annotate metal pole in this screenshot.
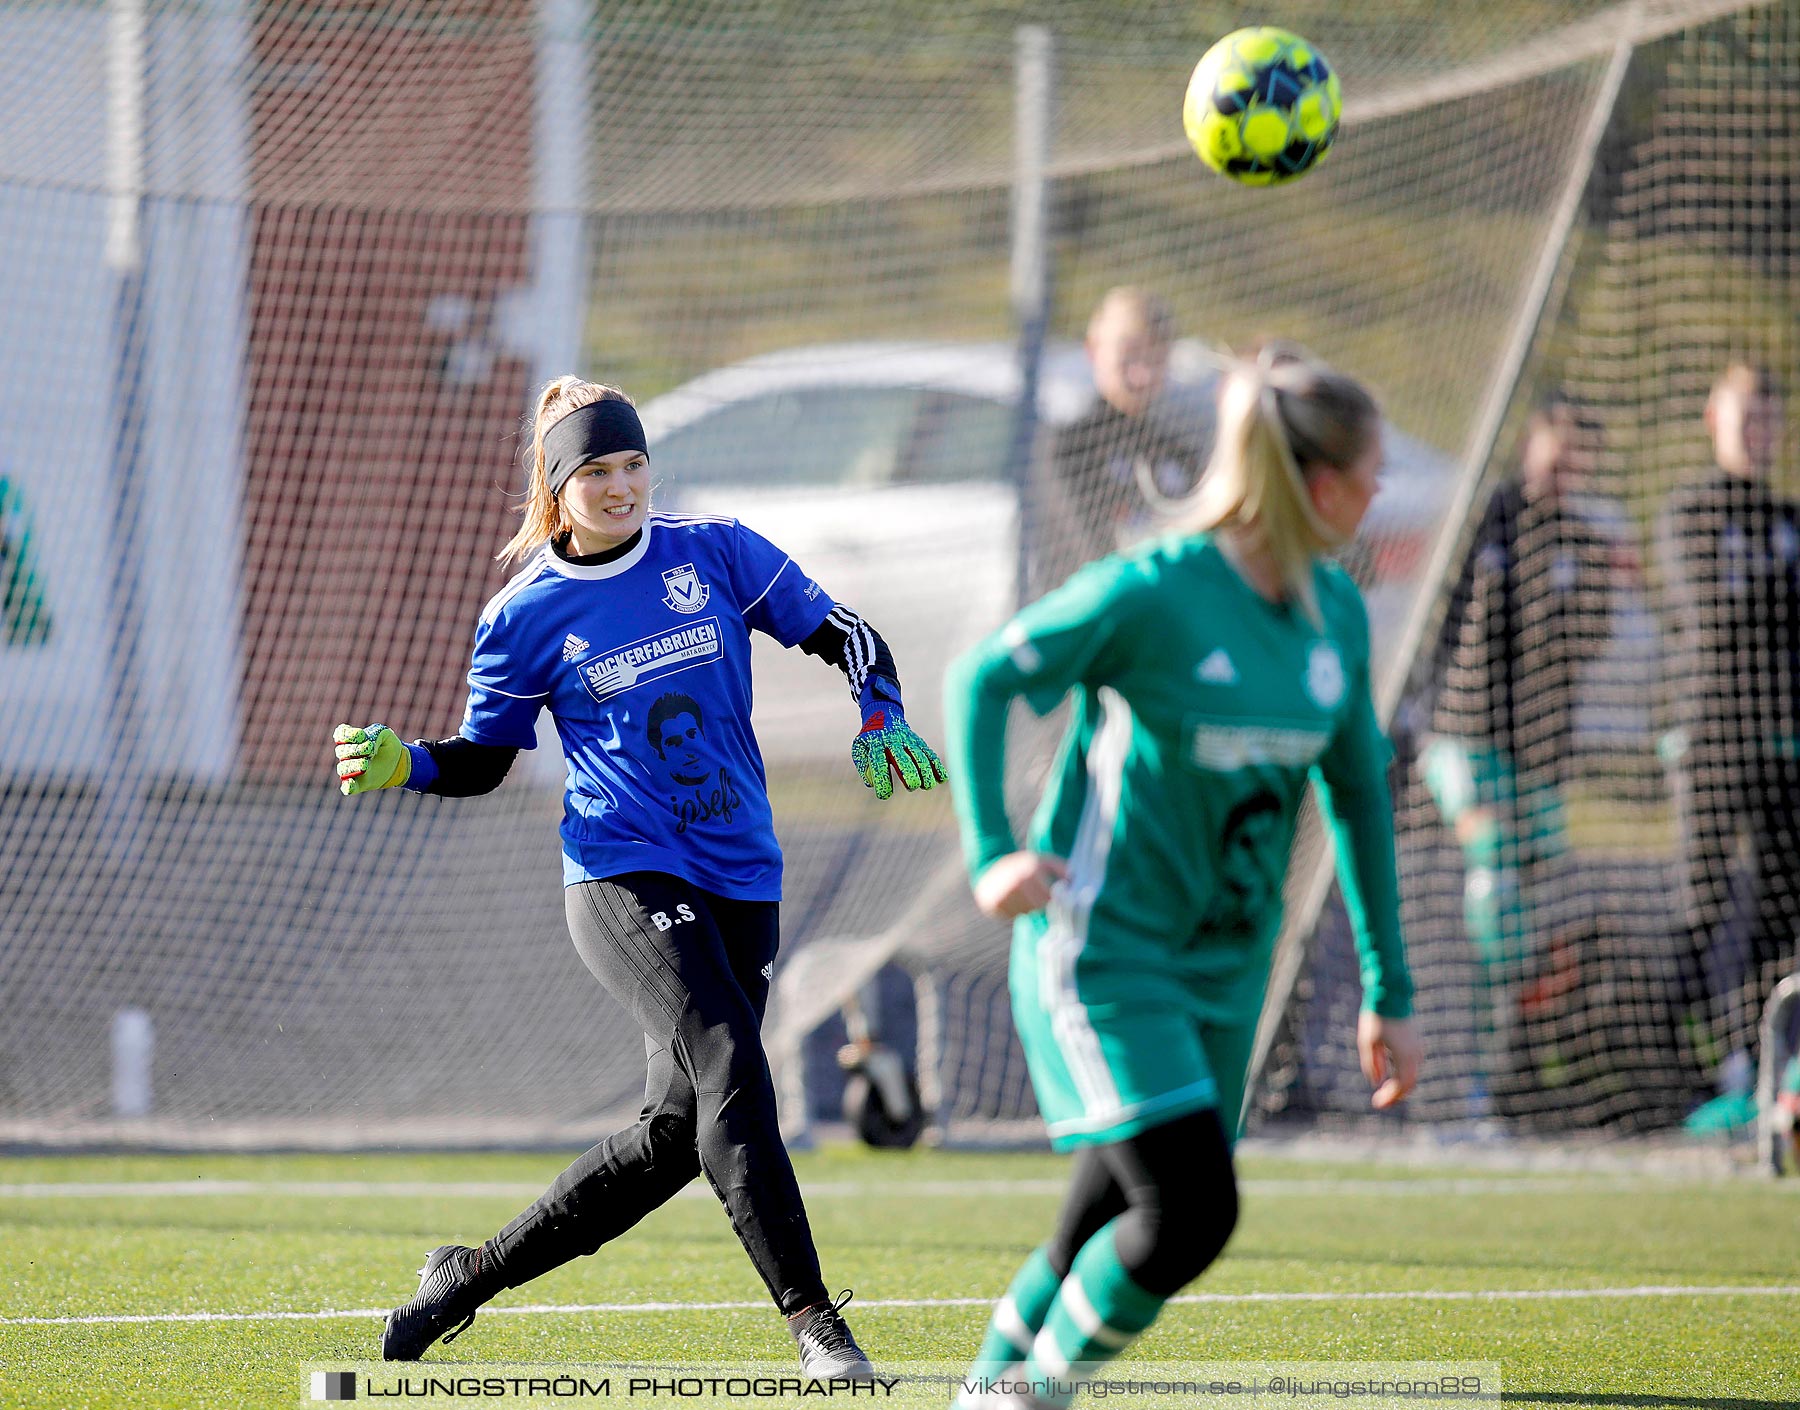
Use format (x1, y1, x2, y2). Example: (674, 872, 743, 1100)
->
(106, 0, 145, 274)
(530, 0, 592, 389)
(1008, 25, 1054, 609)
(106, 0, 150, 866)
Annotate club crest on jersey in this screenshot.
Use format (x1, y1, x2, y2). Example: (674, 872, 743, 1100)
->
(662, 563, 710, 615)
(1305, 641, 1346, 710)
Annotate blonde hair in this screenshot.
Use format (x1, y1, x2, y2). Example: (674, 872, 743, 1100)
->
(499, 376, 637, 565)
(1175, 343, 1379, 624)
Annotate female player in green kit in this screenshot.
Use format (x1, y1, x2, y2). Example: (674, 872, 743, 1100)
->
(944, 345, 1421, 1406)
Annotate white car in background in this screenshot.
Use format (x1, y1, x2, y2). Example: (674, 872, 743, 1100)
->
(638, 340, 1456, 765)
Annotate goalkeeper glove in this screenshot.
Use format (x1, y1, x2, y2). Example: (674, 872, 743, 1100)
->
(851, 710, 948, 801)
(333, 723, 412, 795)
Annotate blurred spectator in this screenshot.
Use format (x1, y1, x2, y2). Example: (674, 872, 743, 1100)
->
(1422, 393, 1615, 1116)
(1031, 286, 1203, 591)
(1658, 362, 1800, 1133)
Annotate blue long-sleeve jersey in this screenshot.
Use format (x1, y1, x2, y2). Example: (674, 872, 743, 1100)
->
(458, 513, 836, 897)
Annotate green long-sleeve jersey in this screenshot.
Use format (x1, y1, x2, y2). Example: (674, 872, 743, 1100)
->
(944, 532, 1412, 1019)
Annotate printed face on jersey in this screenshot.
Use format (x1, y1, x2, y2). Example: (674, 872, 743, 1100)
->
(562, 448, 650, 550)
(1218, 788, 1284, 927)
(644, 689, 743, 834)
(647, 692, 709, 787)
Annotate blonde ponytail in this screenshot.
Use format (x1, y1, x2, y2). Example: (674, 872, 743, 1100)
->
(1175, 345, 1378, 624)
(499, 376, 637, 566)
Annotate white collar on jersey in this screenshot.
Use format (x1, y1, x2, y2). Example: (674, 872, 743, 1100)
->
(541, 519, 655, 580)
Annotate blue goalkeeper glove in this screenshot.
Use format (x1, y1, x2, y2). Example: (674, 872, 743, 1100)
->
(851, 710, 948, 801)
(333, 723, 412, 795)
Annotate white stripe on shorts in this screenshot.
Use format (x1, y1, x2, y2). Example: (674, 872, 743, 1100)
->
(1038, 686, 1133, 1117)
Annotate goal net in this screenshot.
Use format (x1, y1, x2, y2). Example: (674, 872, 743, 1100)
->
(0, 0, 1787, 1148)
(1259, 0, 1800, 1141)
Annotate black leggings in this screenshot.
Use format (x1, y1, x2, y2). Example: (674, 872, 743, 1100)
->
(484, 873, 827, 1315)
(1044, 1109, 1238, 1298)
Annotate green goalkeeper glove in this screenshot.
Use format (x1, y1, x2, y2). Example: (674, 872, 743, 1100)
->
(333, 723, 412, 796)
(852, 710, 948, 801)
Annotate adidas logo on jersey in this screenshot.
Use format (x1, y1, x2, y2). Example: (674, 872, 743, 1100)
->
(561, 633, 590, 662)
(1197, 648, 1239, 685)
(760, 962, 775, 980)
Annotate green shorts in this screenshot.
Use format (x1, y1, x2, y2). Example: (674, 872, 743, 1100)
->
(1009, 906, 1259, 1150)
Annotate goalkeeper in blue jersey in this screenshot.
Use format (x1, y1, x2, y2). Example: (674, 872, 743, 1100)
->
(330, 376, 944, 1377)
(945, 345, 1419, 1406)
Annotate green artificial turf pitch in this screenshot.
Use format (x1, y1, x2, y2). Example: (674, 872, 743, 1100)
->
(3, 1146, 1796, 1408)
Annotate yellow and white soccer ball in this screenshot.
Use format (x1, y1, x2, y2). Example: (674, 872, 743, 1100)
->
(1183, 26, 1341, 186)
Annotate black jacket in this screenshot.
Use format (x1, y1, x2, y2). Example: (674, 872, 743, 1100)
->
(1432, 479, 1615, 782)
(1658, 469, 1800, 760)
(1032, 401, 1203, 593)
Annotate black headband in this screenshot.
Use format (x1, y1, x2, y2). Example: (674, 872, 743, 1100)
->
(544, 399, 648, 496)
